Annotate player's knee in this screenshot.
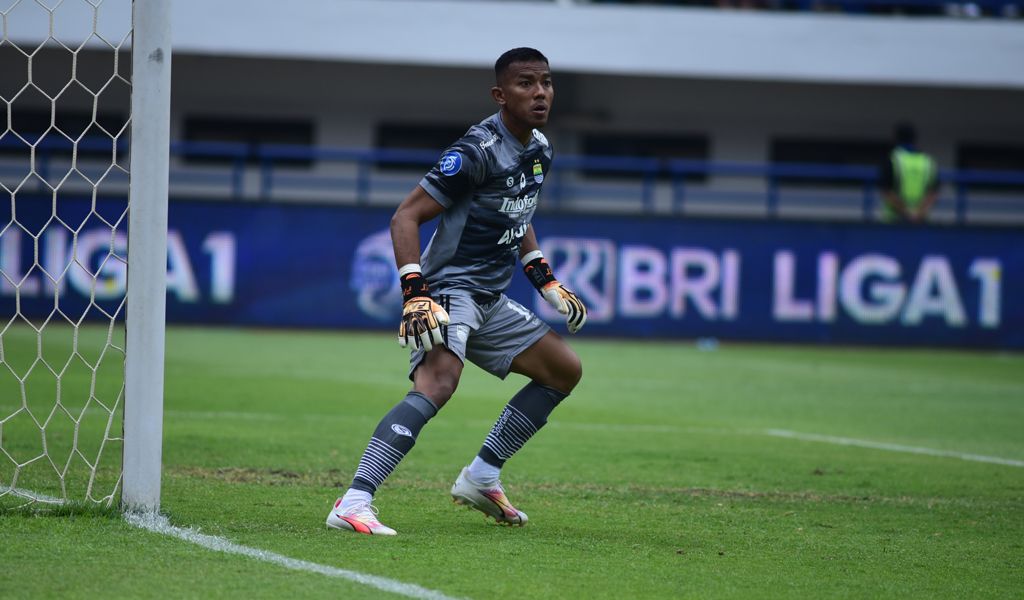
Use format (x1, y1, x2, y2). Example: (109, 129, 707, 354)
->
(545, 349, 581, 395)
(561, 351, 583, 393)
(413, 348, 463, 408)
(433, 374, 459, 405)
(415, 371, 459, 407)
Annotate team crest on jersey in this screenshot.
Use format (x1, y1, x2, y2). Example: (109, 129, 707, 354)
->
(439, 152, 462, 176)
(532, 160, 544, 183)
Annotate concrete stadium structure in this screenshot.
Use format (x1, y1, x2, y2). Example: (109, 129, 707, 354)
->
(4, 0, 1024, 220)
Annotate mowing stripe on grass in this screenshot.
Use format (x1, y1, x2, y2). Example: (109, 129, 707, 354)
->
(162, 410, 1024, 468)
(765, 429, 1024, 467)
(8, 486, 460, 600)
(147, 407, 1024, 469)
(123, 513, 463, 600)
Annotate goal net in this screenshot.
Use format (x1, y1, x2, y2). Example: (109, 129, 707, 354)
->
(0, 0, 169, 511)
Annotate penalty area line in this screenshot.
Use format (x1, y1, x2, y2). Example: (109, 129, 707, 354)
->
(764, 429, 1024, 468)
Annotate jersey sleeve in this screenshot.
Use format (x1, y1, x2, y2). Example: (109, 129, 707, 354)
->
(419, 139, 487, 208)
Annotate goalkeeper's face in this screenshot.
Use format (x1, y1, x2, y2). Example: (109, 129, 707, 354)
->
(494, 61, 554, 131)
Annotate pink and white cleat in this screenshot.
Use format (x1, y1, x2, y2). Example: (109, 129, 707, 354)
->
(450, 467, 528, 526)
(326, 498, 397, 536)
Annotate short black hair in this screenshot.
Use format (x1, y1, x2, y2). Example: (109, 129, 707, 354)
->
(894, 122, 917, 146)
(495, 47, 549, 83)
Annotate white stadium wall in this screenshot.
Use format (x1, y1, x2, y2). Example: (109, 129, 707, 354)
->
(166, 56, 1023, 167)
(156, 0, 1024, 90)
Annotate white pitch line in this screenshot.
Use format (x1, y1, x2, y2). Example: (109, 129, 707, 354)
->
(122, 512, 463, 600)
(765, 429, 1024, 468)
(1, 486, 64, 504)
(4, 485, 460, 600)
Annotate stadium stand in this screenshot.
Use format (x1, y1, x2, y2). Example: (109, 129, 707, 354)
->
(2, 0, 1022, 224)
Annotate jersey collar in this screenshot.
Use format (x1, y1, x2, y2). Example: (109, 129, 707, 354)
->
(493, 111, 530, 152)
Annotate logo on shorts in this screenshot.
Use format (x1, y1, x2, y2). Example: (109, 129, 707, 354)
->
(455, 324, 469, 342)
(391, 424, 413, 437)
(506, 300, 533, 322)
(439, 152, 462, 176)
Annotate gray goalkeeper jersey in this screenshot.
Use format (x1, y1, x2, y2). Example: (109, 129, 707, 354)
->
(418, 112, 553, 297)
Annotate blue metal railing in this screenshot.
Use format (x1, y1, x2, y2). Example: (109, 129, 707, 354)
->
(665, 159, 881, 217)
(236, 142, 1024, 223)
(3, 137, 1024, 223)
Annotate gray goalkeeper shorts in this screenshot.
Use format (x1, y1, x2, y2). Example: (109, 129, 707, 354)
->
(409, 290, 551, 380)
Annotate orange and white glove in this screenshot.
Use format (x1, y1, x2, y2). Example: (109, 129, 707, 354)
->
(397, 267, 450, 351)
(522, 251, 587, 334)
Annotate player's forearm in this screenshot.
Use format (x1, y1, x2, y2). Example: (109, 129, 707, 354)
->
(390, 208, 422, 268)
(391, 186, 447, 267)
(519, 224, 540, 259)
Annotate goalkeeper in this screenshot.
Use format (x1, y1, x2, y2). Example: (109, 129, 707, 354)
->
(327, 48, 585, 535)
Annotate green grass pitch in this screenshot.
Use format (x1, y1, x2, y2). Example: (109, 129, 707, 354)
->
(1, 325, 1022, 598)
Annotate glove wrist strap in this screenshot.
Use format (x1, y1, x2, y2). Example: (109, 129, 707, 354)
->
(398, 263, 422, 277)
(523, 255, 557, 292)
(400, 272, 430, 303)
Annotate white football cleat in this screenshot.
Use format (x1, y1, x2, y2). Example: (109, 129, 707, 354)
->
(326, 498, 397, 536)
(451, 467, 528, 526)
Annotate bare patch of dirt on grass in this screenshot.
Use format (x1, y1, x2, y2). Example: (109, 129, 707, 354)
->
(167, 466, 350, 487)
(165, 467, 1000, 509)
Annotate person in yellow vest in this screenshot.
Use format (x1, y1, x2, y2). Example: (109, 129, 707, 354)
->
(879, 123, 939, 223)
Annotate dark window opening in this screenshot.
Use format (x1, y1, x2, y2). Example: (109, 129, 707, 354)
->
(581, 133, 709, 182)
(1, 109, 128, 157)
(374, 123, 468, 170)
(957, 143, 1024, 192)
(182, 116, 315, 167)
(770, 137, 889, 186)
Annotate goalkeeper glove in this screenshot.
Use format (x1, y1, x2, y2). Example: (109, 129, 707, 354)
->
(397, 269, 450, 351)
(522, 252, 587, 334)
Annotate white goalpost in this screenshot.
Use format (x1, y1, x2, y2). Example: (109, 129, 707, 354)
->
(0, 0, 170, 512)
(123, 0, 171, 513)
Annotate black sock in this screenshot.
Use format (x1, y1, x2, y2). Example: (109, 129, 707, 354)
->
(478, 382, 567, 468)
(350, 391, 437, 494)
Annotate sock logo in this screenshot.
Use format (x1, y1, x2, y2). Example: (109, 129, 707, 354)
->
(391, 424, 413, 437)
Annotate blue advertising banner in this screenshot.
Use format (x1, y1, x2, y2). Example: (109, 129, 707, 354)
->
(1, 196, 1021, 348)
